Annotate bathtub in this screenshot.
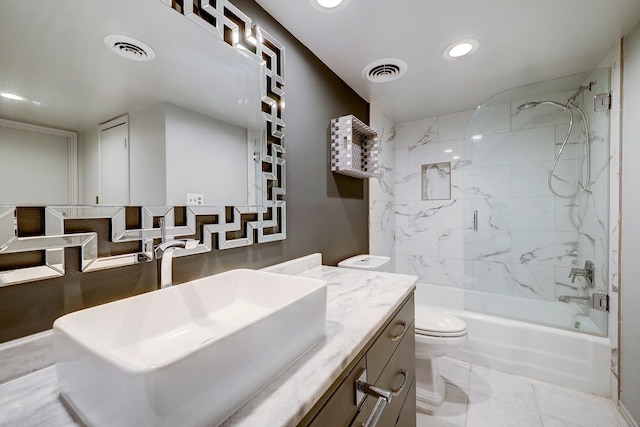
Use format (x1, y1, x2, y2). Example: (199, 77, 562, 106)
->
(416, 283, 611, 397)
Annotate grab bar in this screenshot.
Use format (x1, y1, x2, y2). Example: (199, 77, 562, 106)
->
(473, 210, 478, 232)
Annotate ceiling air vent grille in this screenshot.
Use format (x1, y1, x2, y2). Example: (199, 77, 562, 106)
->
(104, 35, 156, 62)
(363, 58, 408, 83)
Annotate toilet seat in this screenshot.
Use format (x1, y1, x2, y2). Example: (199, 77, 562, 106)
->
(415, 308, 467, 338)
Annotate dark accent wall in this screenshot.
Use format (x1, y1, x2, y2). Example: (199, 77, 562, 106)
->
(0, 0, 369, 344)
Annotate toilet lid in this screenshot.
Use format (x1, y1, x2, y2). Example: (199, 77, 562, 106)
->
(416, 309, 467, 337)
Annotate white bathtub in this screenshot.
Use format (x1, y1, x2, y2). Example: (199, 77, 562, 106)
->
(416, 283, 611, 397)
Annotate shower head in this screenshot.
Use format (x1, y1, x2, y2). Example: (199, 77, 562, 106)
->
(517, 102, 540, 111)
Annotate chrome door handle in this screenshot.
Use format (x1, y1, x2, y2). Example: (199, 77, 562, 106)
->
(473, 209, 478, 232)
(356, 380, 392, 427)
(354, 369, 392, 427)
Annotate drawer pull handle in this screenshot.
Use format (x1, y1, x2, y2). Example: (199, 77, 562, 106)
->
(355, 379, 392, 427)
(391, 369, 407, 396)
(389, 321, 407, 342)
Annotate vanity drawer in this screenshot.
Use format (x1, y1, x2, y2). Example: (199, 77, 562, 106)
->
(367, 295, 415, 383)
(308, 356, 367, 427)
(370, 319, 415, 427)
(394, 377, 416, 427)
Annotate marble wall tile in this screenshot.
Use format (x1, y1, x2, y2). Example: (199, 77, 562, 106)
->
(370, 200, 395, 260)
(396, 200, 463, 231)
(471, 126, 556, 168)
(438, 229, 464, 259)
(555, 198, 581, 232)
(505, 197, 556, 232)
(469, 260, 556, 301)
(555, 123, 583, 158)
(395, 116, 438, 148)
(409, 140, 463, 167)
(511, 231, 577, 267)
(468, 197, 556, 234)
(555, 266, 580, 298)
(370, 105, 396, 261)
(408, 255, 464, 287)
(438, 110, 474, 142)
(395, 227, 439, 257)
(510, 89, 579, 131)
(395, 253, 409, 275)
(464, 230, 511, 262)
(395, 148, 420, 202)
(550, 158, 579, 193)
(466, 102, 510, 137)
(510, 162, 551, 197)
(464, 165, 511, 199)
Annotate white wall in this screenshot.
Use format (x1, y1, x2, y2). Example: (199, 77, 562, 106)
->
(0, 124, 72, 204)
(129, 103, 167, 205)
(80, 124, 99, 205)
(620, 20, 640, 424)
(129, 103, 248, 206)
(164, 103, 247, 206)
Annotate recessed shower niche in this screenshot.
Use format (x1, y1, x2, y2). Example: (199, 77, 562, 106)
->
(421, 162, 451, 200)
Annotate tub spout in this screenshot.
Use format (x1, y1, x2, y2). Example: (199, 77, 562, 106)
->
(558, 295, 591, 305)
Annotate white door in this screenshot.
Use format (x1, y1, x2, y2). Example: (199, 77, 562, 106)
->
(99, 116, 129, 205)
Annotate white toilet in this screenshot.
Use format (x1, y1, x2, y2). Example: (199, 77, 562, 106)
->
(338, 255, 468, 406)
(415, 306, 467, 406)
(337, 254, 392, 272)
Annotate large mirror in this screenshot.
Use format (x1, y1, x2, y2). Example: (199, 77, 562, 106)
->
(0, 0, 268, 207)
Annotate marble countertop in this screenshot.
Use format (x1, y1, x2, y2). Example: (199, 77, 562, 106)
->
(0, 260, 416, 427)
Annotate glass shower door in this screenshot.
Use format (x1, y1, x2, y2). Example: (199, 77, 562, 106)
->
(462, 68, 610, 336)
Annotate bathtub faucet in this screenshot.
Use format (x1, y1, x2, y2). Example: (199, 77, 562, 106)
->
(568, 260, 594, 288)
(558, 295, 591, 305)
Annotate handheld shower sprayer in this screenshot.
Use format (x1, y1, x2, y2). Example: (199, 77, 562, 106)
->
(515, 81, 595, 199)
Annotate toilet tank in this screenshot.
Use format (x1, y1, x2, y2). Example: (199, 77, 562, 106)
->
(338, 255, 391, 272)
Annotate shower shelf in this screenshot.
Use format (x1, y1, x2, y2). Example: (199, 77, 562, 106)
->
(330, 114, 379, 179)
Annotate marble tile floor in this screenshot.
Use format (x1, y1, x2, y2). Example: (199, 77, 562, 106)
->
(416, 358, 628, 427)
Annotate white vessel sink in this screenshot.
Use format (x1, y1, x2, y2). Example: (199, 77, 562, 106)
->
(53, 269, 327, 427)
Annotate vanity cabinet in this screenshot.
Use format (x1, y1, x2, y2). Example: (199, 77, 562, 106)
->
(299, 294, 415, 427)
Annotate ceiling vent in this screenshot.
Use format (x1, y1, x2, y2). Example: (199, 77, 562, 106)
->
(104, 35, 156, 62)
(363, 58, 408, 83)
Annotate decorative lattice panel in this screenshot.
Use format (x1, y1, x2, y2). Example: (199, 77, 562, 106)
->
(0, 0, 286, 287)
(331, 115, 379, 178)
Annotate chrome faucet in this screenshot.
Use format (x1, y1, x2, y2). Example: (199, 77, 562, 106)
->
(154, 218, 198, 289)
(568, 260, 594, 288)
(558, 295, 591, 305)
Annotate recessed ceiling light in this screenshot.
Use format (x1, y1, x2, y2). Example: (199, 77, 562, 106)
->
(0, 92, 28, 101)
(443, 39, 479, 60)
(444, 149, 453, 153)
(471, 134, 483, 140)
(310, 0, 350, 12)
(452, 156, 461, 160)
